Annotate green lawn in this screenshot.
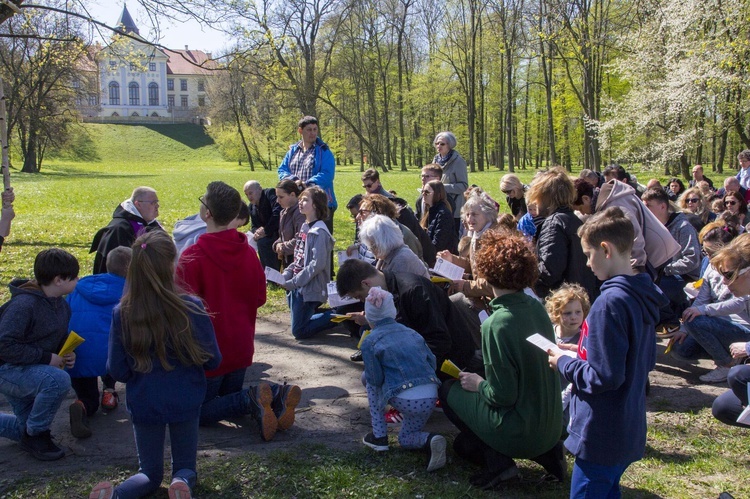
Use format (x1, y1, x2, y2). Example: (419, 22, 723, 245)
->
(1, 123, 747, 497)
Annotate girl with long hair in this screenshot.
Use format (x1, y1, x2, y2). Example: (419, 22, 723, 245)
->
(90, 231, 221, 499)
(420, 180, 458, 253)
(273, 179, 306, 267)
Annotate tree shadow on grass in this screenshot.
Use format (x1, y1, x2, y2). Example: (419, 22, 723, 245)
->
(620, 486, 666, 498)
(647, 384, 718, 413)
(644, 443, 694, 465)
(142, 123, 215, 149)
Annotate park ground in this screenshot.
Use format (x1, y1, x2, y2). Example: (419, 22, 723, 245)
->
(0, 123, 746, 497)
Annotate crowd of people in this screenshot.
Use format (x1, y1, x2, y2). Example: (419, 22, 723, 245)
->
(1, 114, 750, 498)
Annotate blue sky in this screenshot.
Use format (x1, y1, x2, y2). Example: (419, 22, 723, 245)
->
(82, 1, 231, 55)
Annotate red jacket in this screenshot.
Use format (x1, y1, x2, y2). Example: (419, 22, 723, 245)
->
(177, 229, 266, 377)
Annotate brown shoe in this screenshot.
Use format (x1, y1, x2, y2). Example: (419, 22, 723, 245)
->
(275, 384, 302, 431)
(248, 383, 277, 441)
(70, 400, 92, 439)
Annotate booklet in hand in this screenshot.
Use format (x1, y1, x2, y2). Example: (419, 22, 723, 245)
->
(526, 333, 576, 358)
(264, 266, 286, 285)
(429, 257, 464, 281)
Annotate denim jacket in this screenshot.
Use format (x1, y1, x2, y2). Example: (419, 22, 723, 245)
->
(361, 317, 440, 405)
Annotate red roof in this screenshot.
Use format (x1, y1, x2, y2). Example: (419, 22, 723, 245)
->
(164, 48, 218, 75)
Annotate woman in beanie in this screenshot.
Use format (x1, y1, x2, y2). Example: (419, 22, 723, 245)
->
(360, 286, 446, 472)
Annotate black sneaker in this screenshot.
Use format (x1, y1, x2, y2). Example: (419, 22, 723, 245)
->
(69, 400, 92, 439)
(425, 433, 447, 471)
(350, 350, 363, 362)
(272, 383, 302, 431)
(362, 432, 389, 451)
(247, 383, 277, 442)
(20, 430, 65, 461)
(531, 440, 566, 482)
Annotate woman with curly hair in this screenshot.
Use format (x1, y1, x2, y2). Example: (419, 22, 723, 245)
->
(438, 229, 565, 489)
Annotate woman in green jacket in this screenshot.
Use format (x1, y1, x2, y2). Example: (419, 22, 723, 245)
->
(439, 229, 565, 489)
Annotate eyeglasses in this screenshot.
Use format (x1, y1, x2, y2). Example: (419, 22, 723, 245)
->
(434, 142, 446, 146)
(725, 200, 738, 206)
(357, 208, 372, 217)
(362, 183, 374, 189)
(720, 265, 750, 282)
(685, 198, 701, 204)
(137, 199, 159, 205)
(198, 195, 210, 212)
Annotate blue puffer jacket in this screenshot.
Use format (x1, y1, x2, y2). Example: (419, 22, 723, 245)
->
(67, 273, 125, 378)
(278, 137, 338, 210)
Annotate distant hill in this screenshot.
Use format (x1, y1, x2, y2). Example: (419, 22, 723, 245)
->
(52, 123, 225, 167)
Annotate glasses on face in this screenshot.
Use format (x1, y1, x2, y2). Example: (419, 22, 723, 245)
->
(357, 208, 372, 217)
(198, 195, 210, 212)
(137, 199, 159, 205)
(502, 190, 513, 195)
(725, 200, 738, 206)
(720, 265, 750, 282)
(362, 183, 374, 189)
(434, 142, 446, 146)
(685, 198, 701, 204)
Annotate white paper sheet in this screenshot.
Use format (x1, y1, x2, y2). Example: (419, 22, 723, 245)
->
(526, 333, 577, 358)
(429, 257, 464, 281)
(264, 266, 286, 285)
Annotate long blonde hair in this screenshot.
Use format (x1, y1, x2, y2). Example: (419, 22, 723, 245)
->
(119, 231, 211, 373)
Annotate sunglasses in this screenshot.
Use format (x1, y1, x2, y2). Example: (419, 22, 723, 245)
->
(685, 198, 701, 204)
(434, 142, 446, 146)
(362, 183, 374, 189)
(720, 265, 750, 282)
(725, 200, 738, 206)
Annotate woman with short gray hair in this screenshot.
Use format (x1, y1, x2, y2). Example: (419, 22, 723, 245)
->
(433, 132, 468, 234)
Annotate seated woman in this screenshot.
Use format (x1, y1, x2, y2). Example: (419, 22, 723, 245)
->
(708, 234, 750, 427)
(437, 191, 499, 347)
(667, 177, 685, 201)
(526, 166, 597, 301)
(438, 229, 564, 489)
(723, 191, 747, 228)
(420, 180, 458, 254)
(500, 174, 528, 221)
(672, 222, 747, 384)
(354, 194, 424, 260)
(359, 215, 429, 279)
(678, 187, 716, 233)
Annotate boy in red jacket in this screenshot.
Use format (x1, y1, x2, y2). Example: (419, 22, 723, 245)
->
(177, 181, 300, 442)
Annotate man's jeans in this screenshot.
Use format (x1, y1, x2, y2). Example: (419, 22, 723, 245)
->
(682, 316, 750, 366)
(0, 363, 71, 441)
(200, 368, 249, 425)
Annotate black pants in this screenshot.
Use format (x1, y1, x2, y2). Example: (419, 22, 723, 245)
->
(713, 365, 750, 428)
(71, 373, 116, 416)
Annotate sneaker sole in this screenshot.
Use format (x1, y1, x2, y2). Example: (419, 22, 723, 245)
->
(101, 391, 118, 411)
(70, 403, 92, 439)
(89, 481, 114, 499)
(480, 466, 522, 490)
(427, 435, 446, 472)
(257, 383, 278, 442)
(168, 480, 192, 499)
(277, 385, 302, 431)
(362, 436, 389, 452)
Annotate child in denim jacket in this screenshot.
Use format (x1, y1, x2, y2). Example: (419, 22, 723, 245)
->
(360, 286, 446, 471)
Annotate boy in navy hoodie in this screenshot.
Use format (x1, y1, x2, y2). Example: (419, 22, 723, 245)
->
(548, 207, 667, 497)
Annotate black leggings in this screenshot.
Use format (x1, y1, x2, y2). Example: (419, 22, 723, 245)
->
(712, 365, 750, 428)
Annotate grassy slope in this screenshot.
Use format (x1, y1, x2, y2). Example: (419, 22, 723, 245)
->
(1, 124, 748, 497)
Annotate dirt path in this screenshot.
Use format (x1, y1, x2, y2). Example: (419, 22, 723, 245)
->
(0, 317, 725, 483)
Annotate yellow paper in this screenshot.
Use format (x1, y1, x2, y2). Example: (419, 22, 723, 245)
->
(58, 331, 85, 356)
(357, 330, 371, 349)
(430, 276, 452, 284)
(440, 359, 461, 379)
(330, 314, 351, 323)
(692, 278, 703, 289)
(664, 336, 676, 355)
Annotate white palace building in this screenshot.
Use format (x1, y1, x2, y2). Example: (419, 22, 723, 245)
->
(79, 6, 217, 124)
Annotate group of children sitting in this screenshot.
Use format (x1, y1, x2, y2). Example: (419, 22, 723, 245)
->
(2, 160, 750, 499)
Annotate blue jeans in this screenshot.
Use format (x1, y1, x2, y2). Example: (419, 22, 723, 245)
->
(657, 275, 689, 325)
(287, 289, 334, 339)
(712, 365, 750, 428)
(682, 316, 750, 366)
(114, 418, 198, 499)
(0, 363, 71, 441)
(200, 368, 250, 425)
(570, 458, 629, 499)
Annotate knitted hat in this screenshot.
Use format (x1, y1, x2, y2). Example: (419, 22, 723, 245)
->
(364, 286, 397, 325)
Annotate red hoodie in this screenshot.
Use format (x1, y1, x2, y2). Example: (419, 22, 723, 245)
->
(177, 229, 266, 377)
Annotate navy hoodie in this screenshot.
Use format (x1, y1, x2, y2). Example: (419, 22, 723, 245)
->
(557, 273, 667, 466)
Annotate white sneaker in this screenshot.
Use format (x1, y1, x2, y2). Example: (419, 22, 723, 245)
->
(699, 366, 731, 384)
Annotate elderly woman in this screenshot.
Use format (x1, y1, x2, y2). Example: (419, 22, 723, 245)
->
(359, 215, 429, 279)
(438, 230, 564, 488)
(708, 234, 750, 426)
(678, 187, 716, 233)
(421, 180, 458, 254)
(432, 132, 468, 234)
(526, 167, 597, 301)
(499, 174, 528, 221)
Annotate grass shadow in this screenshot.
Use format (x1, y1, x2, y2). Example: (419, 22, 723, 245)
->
(647, 384, 718, 413)
(643, 443, 695, 465)
(142, 123, 215, 149)
(620, 486, 666, 498)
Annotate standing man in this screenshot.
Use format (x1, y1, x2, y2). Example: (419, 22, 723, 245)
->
(90, 186, 162, 275)
(244, 180, 281, 271)
(278, 116, 337, 234)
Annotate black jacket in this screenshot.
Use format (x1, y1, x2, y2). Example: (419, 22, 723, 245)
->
(249, 188, 281, 241)
(90, 205, 162, 274)
(534, 206, 597, 301)
(426, 203, 458, 254)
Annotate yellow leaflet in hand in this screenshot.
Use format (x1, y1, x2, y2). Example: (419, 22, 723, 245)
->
(357, 330, 371, 349)
(430, 276, 452, 284)
(440, 359, 461, 379)
(58, 331, 85, 356)
(330, 314, 351, 323)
